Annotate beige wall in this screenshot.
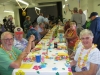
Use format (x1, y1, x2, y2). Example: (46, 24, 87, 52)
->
(62, 0, 100, 21)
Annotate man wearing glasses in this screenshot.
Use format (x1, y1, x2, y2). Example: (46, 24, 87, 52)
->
(0, 31, 34, 75)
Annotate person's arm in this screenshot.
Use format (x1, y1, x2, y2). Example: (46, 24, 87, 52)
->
(73, 63, 98, 75)
(24, 35, 35, 53)
(10, 51, 28, 68)
(67, 32, 78, 40)
(64, 28, 70, 38)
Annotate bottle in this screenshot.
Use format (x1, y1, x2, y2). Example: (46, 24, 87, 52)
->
(59, 33, 63, 43)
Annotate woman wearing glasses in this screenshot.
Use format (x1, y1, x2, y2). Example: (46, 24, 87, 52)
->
(70, 29, 100, 75)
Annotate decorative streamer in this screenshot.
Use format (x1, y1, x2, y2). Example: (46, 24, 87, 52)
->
(16, 0, 29, 16)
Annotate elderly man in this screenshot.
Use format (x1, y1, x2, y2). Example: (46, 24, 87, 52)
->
(0, 31, 34, 75)
(37, 13, 44, 24)
(89, 12, 100, 50)
(38, 23, 48, 38)
(71, 7, 82, 35)
(70, 29, 100, 75)
(26, 23, 41, 45)
(14, 27, 35, 51)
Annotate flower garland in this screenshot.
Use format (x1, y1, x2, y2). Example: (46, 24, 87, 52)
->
(73, 40, 80, 52)
(77, 44, 97, 68)
(0, 45, 18, 60)
(67, 30, 74, 37)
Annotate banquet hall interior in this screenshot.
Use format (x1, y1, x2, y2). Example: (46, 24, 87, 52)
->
(0, 0, 100, 75)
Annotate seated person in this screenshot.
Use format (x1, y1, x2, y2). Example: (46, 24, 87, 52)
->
(70, 29, 100, 75)
(0, 31, 34, 75)
(64, 22, 78, 55)
(26, 23, 41, 45)
(38, 23, 48, 38)
(14, 27, 35, 51)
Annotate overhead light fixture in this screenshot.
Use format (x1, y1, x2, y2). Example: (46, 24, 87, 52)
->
(17, 0, 29, 5)
(63, 5, 65, 8)
(4, 10, 14, 13)
(65, 0, 67, 1)
(35, 7, 40, 10)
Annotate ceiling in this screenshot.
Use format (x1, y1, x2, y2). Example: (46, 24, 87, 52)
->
(0, 0, 63, 8)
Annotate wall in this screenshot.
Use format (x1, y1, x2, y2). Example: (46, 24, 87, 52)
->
(80, 0, 100, 19)
(0, 5, 15, 24)
(27, 5, 58, 22)
(62, 0, 80, 20)
(93, 0, 100, 15)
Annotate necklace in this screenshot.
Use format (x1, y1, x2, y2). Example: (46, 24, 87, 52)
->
(73, 40, 80, 51)
(67, 29, 74, 37)
(77, 44, 97, 69)
(0, 45, 18, 60)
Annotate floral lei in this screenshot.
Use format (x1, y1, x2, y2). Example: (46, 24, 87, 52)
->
(77, 44, 97, 68)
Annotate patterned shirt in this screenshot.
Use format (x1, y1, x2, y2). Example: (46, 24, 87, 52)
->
(14, 38, 28, 51)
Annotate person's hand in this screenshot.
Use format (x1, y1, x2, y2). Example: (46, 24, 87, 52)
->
(29, 35, 35, 42)
(70, 60, 76, 67)
(18, 51, 28, 59)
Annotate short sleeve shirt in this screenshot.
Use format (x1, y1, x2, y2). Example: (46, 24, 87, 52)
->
(26, 28, 41, 41)
(74, 46, 100, 72)
(0, 46, 22, 75)
(14, 38, 28, 51)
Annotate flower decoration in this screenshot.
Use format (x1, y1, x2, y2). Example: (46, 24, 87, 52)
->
(56, 72, 59, 75)
(37, 71, 40, 74)
(33, 65, 41, 70)
(52, 67, 58, 71)
(16, 70, 25, 75)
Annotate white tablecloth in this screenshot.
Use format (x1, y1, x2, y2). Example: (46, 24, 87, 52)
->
(12, 26, 73, 75)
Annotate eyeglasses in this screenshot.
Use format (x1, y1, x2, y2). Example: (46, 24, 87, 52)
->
(3, 38, 14, 42)
(80, 37, 91, 40)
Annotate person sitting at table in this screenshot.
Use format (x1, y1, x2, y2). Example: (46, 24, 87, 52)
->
(38, 23, 48, 38)
(14, 27, 35, 51)
(64, 22, 78, 55)
(26, 22, 41, 45)
(0, 31, 34, 75)
(70, 29, 100, 75)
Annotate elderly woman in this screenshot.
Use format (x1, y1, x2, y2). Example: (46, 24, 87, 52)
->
(70, 29, 100, 75)
(0, 31, 34, 75)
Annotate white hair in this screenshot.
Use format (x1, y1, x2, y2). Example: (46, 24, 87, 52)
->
(79, 29, 94, 38)
(1, 32, 13, 40)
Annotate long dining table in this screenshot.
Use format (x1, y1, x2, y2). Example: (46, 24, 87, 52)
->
(12, 25, 73, 75)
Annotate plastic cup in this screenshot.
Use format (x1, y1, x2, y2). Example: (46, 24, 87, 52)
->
(35, 54, 41, 63)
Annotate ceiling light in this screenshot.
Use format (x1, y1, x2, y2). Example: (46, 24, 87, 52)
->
(63, 5, 65, 8)
(65, 0, 67, 1)
(17, 0, 29, 5)
(4, 10, 14, 13)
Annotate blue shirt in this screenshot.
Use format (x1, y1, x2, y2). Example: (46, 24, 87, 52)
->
(14, 38, 28, 51)
(37, 16, 44, 24)
(26, 28, 41, 41)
